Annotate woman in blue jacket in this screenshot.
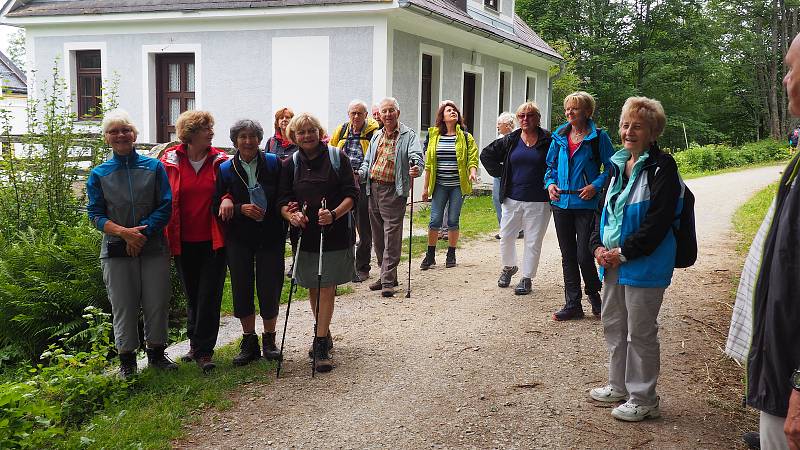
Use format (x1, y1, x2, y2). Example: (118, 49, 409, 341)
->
(544, 91, 614, 320)
(588, 96, 682, 422)
(86, 109, 175, 379)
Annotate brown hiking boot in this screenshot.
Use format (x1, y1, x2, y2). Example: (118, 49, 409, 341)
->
(312, 336, 333, 373)
(195, 355, 216, 373)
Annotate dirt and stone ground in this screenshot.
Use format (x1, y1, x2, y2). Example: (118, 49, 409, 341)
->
(174, 165, 782, 449)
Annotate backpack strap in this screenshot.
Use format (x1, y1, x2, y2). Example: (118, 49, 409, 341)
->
(591, 128, 602, 164)
(263, 151, 279, 173)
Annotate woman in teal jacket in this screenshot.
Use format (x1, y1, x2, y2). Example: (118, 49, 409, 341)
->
(420, 101, 478, 269)
(544, 91, 614, 320)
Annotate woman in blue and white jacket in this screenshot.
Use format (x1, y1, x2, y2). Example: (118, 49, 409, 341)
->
(86, 109, 175, 379)
(544, 91, 614, 320)
(588, 97, 683, 422)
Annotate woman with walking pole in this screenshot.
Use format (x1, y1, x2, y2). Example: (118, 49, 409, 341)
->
(279, 113, 359, 373)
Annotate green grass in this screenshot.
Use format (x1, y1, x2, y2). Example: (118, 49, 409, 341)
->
(62, 343, 276, 449)
(732, 182, 779, 255)
(681, 159, 789, 180)
(403, 195, 498, 259)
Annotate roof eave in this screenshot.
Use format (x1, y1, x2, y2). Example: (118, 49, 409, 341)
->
(400, 1, 562, 63)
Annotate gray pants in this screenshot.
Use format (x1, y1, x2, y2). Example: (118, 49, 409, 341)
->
(101, 253, 171, 353)
(601, 267, 665, 406)
(369, 182, 406, 286)
(760, 411, 790, 450)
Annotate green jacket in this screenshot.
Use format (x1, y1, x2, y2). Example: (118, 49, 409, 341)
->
(424, 125, 479, 196)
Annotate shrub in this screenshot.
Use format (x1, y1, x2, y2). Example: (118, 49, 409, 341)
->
(0, 307, 128, 449)
(0, 223, 107, 364)
(671, 139, 791, 174)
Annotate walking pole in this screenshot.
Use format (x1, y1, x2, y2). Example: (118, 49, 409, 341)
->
(277, 203, 306, 378)
(406, 179, 414, 298)
(312, 198, 326, 378)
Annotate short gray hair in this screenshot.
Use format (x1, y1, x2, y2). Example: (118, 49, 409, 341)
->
(229, 119, 264, 144)
(348, 99, 368, 113)
(379, 97, 400, 111)
(497, 112, 515, 127)
(102, 108, 138, 135)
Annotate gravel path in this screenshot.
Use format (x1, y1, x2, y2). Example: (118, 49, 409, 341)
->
(174, 165, 783, 449)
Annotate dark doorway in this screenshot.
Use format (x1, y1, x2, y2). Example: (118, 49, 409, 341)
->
(462, 72, 476, 133)
(156, 53, 196, 143)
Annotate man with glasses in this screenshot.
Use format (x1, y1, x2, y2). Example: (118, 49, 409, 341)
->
(330, 100, 381, 282)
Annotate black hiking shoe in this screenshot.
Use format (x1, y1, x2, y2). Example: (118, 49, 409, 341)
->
(312, 336, 334, 373)
(588, 292, 602, 317)
(233, 333, 261, 366)
(146, 346, 178, 371)
(180, 347, 195, 362)
(308, 331, 333, 358)
(553, 307, 585, 321)
(262, 332, 282, 361)
(445, 247, 456, 268)
(498, 266, 518, 288)
(420, 246, 436, 270)
(119, 352, 137, 380)
(514, 277, 532, 295)
(743, 431, 760, 449)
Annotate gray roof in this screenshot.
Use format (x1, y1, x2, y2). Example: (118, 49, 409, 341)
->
(401, 0, 561, 61)
(6, 0, 561, 61)
(6, 0, 387, 16)
(0, 50, 26, 94)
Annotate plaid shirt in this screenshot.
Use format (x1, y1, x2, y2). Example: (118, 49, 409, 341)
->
(370, 128, 399, 183)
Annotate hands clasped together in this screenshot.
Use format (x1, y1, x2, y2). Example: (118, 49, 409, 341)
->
(594, 246, 624, 268)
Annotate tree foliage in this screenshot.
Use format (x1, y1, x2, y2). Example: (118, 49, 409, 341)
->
(518, 0, 800, 147)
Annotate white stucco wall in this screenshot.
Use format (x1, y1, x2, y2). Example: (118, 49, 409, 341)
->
(28, 24, 374, 146)
(391, 30, 551, 183)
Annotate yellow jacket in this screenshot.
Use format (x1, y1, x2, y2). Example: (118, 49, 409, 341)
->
(424, 125, 479, 196)
(330, 118, 380, 155)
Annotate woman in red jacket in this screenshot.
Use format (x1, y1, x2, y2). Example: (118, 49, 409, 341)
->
(161, 110, 229, 373)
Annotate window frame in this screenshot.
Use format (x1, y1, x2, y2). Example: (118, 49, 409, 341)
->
(484, 0, 499, 11)
(75, 50, 102, 120)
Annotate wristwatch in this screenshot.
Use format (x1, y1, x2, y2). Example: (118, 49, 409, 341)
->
(791, 369, 800, 392)
(330, 209, 338, 222)
(614, 248, 627, 263)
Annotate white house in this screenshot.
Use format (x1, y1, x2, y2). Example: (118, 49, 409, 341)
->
(0, 48, 26, 134)
(1, 0, 562, 182)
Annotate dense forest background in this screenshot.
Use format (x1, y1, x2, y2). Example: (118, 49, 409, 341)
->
(517, 0, 800, 148)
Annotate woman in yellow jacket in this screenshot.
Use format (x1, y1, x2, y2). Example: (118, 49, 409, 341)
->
(420, 100, 478, 269)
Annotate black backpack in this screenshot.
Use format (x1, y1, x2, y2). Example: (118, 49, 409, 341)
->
(646, 163, 697, 268)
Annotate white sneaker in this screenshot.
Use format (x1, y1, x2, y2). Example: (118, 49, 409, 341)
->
(590, 385, 627, 403)
(611, 398, 661, 422)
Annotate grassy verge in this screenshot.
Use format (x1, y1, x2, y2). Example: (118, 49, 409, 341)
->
(402, 195, 497, 259)
(732, 183, 778, 254)
(63, 343, 276, 449)
(681, 160, 788, 180)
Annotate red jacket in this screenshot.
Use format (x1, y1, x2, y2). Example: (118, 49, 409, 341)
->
(160, 143, 229, 256)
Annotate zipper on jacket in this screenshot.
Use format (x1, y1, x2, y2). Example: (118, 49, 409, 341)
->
(125, 156, 136, 228)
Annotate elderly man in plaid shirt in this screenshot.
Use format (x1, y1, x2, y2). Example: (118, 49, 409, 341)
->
(358, 97, 423, 298)
(330, 100, 381, 283)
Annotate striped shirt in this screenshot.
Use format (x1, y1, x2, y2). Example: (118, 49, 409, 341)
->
(370, 129, 398, 183)
(435, 135, 460, 187)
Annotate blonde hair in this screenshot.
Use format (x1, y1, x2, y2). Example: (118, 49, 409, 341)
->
(287, 113, 326, 144)
(563, 91, 596, 118)
(101, 108, 138, 135)
(515, 101, 541, 117)
(176, 110, 214, 143)
(619, 96, 667, 138)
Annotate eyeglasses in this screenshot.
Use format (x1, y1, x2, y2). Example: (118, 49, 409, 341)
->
(348, 111, 367, 117)
(516, 113, 539, 120)
(106, 128, 134, 135)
